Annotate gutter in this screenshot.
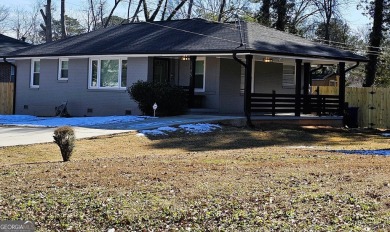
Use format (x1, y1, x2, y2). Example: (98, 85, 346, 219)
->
(3, 58, 17, 114)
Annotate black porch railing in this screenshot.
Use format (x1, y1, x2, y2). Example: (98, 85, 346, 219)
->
(251, 91, 340, 116)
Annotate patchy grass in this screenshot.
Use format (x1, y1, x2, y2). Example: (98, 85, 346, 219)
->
(1, 125, 390, 231)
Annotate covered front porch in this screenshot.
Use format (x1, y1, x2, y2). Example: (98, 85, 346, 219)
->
(151, 53, 356, 125)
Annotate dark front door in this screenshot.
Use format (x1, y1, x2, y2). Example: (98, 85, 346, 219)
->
(153, 58, 170, 83)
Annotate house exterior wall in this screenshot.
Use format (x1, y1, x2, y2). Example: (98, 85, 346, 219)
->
(219, 58, 243, 114)
(253, 61, 304, 94)
(201, 57, 220, 109)
(15, 57, 148, 116)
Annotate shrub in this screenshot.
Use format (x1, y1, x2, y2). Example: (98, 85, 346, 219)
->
(53, 126, 75, 162)
(128, 81, 187, 116)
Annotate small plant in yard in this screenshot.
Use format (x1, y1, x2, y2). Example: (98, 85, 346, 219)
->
(53, 126, 75, 162)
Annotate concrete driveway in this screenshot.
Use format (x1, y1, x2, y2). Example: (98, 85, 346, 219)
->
(0, 115, 243, 147)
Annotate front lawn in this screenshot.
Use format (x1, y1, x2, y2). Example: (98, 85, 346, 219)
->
(1, 125, 390, 231)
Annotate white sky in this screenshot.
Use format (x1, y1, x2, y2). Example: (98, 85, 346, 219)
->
(2, 0, 371, 36)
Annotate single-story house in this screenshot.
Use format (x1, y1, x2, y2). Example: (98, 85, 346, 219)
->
(2, 19, 367, 121)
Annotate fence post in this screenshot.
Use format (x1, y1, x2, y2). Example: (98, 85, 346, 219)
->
(338, 62, 346, 116)
(316, 87, 321, 116)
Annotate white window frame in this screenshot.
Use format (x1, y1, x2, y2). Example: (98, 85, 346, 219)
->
(88, 57, 127, 90)
(58, 58, 69, 80)
(30, 59, 40, 88)
(195, 57, 206, 92)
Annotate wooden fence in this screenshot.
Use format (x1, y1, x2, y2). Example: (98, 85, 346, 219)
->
(0, 82, 14, 115)
(312, 86, 390, 129)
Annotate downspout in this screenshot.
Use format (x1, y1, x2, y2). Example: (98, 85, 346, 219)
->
(233, 53, 253, 127)
(3, 58, 17, 114)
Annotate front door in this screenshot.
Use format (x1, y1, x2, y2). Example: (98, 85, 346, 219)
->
(153, 58, 170, 83)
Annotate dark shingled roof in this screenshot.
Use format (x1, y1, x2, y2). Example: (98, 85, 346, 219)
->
(4, 19, 367, 62)
(0, 34, 31, 56)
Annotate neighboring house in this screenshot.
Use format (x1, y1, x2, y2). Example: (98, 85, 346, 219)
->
(0, 34, 30, 114)
(312, 73, 339, 87)
(0, 34, 30, 82)
(2, 19, 367, 120)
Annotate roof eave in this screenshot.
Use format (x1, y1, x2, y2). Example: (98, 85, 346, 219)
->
(3, 49, 368, 63)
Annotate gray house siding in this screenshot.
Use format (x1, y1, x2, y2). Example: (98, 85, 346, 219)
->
(15, 57, 148, 116)
(219, 58, 243, 114)
(253, 61, 304, 94)
(202, 57, 220, 110)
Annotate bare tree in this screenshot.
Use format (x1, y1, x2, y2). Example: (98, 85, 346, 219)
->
(131, 0, 144, 23)
(11, 3, 41, 44)
(104, 0, 123, 28)
(40, 0, 53, 42)
(288, 0, 319, 34)
(167, 0, 189, 20)
(313, 0, 343, 44)
(187, 0, 194, 18)
(0, 5, 10, 33)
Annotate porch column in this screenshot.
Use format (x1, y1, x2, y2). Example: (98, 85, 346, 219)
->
(303, 62, 311, 114)
(338, 62, 346, 116)
(295, 59, 302, 116)
(189, 56, 196, 107)
(244, 55, 253, 122)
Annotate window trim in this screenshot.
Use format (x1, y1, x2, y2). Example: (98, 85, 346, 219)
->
(195, 57, 206, 92)
(58, 58, 69, 80)
(30, 59, 40, 88)
(88, 57, 127, 90)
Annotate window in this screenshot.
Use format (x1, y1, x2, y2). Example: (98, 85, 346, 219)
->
(282, 65, 295, 89)
(58, 58, 69, 80)
(31, 59, 40, 88)
(89, 58, 127, 89)
(195, 58, 205, 92)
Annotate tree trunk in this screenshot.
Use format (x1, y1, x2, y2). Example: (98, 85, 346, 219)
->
(258, 0, 271, 26)
(161, 0, 168, 20)
(365, 0, 384, 87)
(46, 0, 52, 42)
(274, 0, 287, 31)
(90, 0, 97, 29)
(218, 0, 226, 22)
(167, 0, 188, 21)
(127, 0, 132, 22)
(143, 0, 149, 21)
(131, 0, 143, 23)
(61, 0, 66, 39)
(187, 0, 193, 19)
(104, 0, 122, 28)
(149, 0, 164, 21)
